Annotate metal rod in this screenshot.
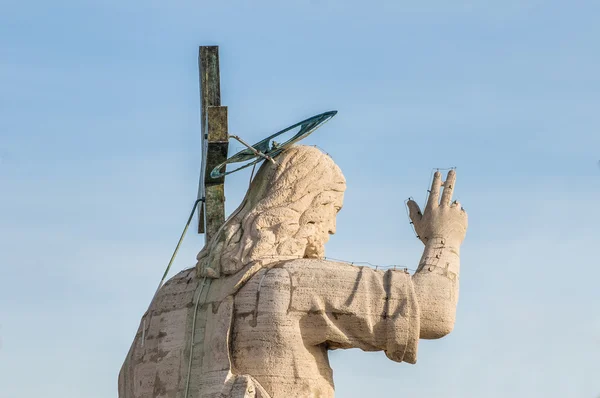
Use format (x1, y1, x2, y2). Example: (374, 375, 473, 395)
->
(184, 276, 209, 398)
(228, 134, 276, 164)
(154, 197, 204, 297)
(141, 197, 204, 348)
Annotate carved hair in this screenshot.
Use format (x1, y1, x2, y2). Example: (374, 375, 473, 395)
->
(196, 145, 346, 278)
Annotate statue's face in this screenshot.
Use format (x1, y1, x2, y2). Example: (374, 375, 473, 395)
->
(297, 190, 344, 258)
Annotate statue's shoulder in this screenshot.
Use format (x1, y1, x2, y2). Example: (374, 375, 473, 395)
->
(155, 267, 197, 296)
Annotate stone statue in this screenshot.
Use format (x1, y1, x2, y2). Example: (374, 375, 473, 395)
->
(118, 145, 468, 398)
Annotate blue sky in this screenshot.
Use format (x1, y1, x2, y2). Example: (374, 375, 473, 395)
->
(1, 1, 599, 397)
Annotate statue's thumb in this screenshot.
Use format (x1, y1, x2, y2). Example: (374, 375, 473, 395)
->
(406, 200, 422, 224)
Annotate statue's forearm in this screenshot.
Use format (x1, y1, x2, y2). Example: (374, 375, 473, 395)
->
(411, 237, 460, 339)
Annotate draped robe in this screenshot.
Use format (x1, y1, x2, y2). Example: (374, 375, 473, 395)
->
(118, 259, 420, 398)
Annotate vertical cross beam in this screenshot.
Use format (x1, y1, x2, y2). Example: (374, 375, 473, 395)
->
(203, 106, 228, 240)
(198, 46, 229, 242)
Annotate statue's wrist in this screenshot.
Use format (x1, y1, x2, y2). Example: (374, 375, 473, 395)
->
(416, 236, 460, 273)
(423, 236, 461, 252)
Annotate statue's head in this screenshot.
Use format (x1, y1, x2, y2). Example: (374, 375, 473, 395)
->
(196, 145, 346, 278)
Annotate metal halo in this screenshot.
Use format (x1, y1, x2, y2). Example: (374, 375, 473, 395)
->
(210, 110, 337, 179)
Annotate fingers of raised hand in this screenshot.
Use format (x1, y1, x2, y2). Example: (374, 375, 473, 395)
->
(440, 169, 456, 207)
(406, 199, 422, 224)
(450, 201, 468, 234)
(450, 199, 467, 216)
(426, 171, 442, 210)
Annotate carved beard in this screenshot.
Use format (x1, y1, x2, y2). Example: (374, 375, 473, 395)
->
(303, 239, 325, 259)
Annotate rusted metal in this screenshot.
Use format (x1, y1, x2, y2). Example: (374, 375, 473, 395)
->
(228, 135, 275, 164)
(204, 106, 229, 183)
(199, 46, 221, 136)
(203, 106, 229, 241)
(204, 184, 226, 241)
(197, 46, 228, 240)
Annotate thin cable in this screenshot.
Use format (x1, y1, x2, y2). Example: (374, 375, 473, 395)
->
(142, 198, 204, 347)
(324, 256, 411, 271)
(248, 163, 257, 189)
(155, 198, 205, 297)
(312, 144, 331, 157)
(263, 254, 415, 272)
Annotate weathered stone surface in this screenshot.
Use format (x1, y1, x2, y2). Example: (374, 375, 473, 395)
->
(119, 145, 468, 397)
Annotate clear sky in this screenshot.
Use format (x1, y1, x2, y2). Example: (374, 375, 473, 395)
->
(1, 1, 599, 397)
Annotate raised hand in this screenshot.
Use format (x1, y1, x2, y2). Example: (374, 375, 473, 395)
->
(406, 170, 468, 248)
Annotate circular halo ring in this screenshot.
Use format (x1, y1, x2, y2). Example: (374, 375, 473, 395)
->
(210, 110, 337, 179)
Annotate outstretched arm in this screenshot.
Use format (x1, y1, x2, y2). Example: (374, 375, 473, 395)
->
(407, 170, 468, 339)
